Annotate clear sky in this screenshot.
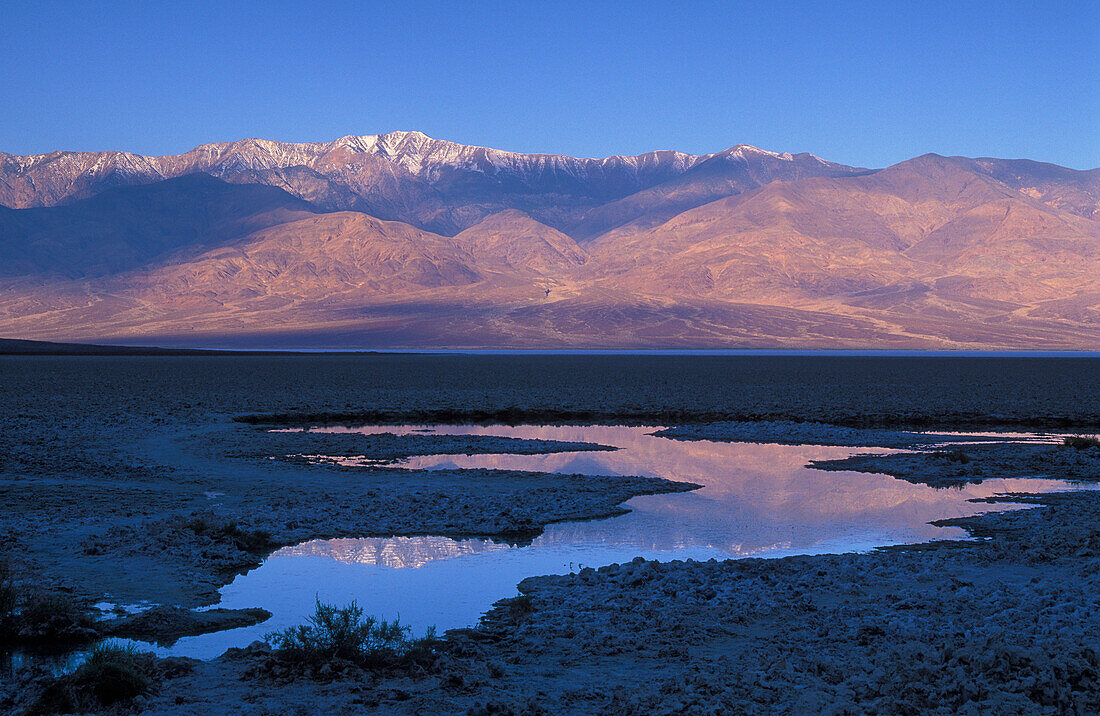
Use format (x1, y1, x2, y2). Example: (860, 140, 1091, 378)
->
(2, 0, 1097, 168)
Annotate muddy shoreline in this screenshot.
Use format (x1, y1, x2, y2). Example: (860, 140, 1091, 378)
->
(53, 476, 1100, 715)
(1, 422, 693, 612)
(811, 441, 1100, 486)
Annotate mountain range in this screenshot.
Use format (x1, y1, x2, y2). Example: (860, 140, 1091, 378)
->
(1, 131, 1099, 349)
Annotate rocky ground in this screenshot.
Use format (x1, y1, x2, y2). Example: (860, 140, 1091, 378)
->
(652, 420, 1007, 448)
(0, 420, 688, 609)
(810, 440, 1100, 487)
(80, 485, 1100, 715)
(4, 354, 1100, 713)
(7, 433, 1100, 713)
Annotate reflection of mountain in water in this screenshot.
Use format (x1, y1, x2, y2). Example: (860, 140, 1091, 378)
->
(161, 424, 1100, 661)
(305, 424, 1097, 560)
(278, 535, 509, 569)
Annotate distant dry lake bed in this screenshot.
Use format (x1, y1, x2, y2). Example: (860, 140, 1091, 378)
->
(3, 354, 1100, 713)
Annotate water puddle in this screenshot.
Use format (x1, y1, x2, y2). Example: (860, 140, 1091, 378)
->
(125, 424, 1093, 659)
(1, 647, 87, 679)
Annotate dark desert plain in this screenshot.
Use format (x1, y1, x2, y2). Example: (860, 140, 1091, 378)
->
(3, 352, 1100, 713)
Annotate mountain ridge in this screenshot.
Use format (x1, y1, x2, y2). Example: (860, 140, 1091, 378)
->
(1, 134, 1098, 349)
(0, 132, 869, 236)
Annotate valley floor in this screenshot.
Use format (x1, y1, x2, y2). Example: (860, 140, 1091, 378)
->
(3, 354, 1100, 713)
(131, 488, 1100, 715)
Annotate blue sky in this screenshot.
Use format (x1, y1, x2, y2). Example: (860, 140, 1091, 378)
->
(2, 0, 1097, 168)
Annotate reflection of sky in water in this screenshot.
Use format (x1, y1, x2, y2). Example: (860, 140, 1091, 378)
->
(147, 425, 1095, 659)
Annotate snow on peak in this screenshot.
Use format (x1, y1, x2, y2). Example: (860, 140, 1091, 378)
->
(723, 144, 793, 161)
(1, 132, 821, 190)
(382, 130, 432, 142)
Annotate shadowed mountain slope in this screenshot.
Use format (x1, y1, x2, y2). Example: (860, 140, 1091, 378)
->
(0, 174, 316, 278)
(124, 211, 484, 304)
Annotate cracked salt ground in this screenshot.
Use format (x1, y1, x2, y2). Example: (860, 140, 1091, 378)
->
(124, 424, 1096, 660)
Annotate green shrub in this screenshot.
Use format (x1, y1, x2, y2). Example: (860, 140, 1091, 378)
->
(1065, 435, 1100, 450)
(266, 599, 439, 670)
(28, 643, 152, 714)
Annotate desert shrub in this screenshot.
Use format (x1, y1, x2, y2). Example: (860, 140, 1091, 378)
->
(266, 599, 439, 670)
(506, 594, 534, 620)
(0, 567, 98, 644)
(28, 643, 152, 714)
(16, 591, 97, 642)
(185, 516, 212, 533)
(77, 643, 152, 705)
(219, 521, 274, 553)
(1064, 435, 1100, 450)
(403, 627, 441, 663)
(188, 517, 273, 553)
(933, 449, 971, 464)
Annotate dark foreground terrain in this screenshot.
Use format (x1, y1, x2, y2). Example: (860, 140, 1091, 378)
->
(2, 354, 1099, 713)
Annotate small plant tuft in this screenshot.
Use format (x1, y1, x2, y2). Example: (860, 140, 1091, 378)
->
(16, 591, 97, 642)
(0, 566, 98, 645)
(1064, 435, 1100, 450)
(28, 643, 153, 714)
(507, 594, 534, 620)
(265, 599, 441, 675)
(188, 517, 274, 554)
(78, 643, 153, 705)
(933, 449, 971, 464)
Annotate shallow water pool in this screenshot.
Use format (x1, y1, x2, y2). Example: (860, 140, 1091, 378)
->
(133, 424, 1092, 658)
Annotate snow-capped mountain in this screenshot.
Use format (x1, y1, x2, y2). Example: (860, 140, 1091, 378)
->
(3, 134, 1100, 349)
(0, 131, 865, 235)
